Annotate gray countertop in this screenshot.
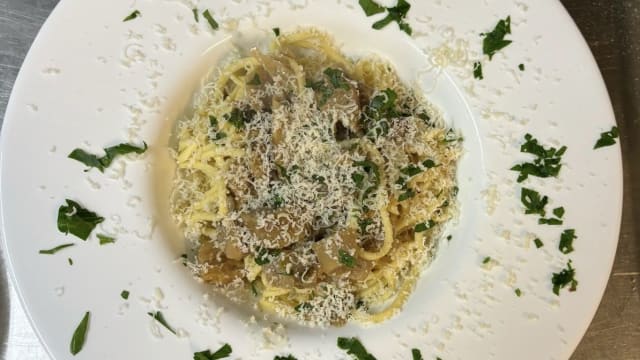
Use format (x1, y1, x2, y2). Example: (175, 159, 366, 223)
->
(1, 0, 638, 359)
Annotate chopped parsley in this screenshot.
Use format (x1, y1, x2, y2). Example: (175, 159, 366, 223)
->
(202, 9, 219, 30)
(422, 159, 437, 168)
(372, 0, 413, 35)
(520, 188, 548, 216)
(559, 229, 577, 254)
(121, 290, 130, 300)
(552, 260, 578, 295)
(511, 134, 566, 182)
(97, 234, 115, 245)
(411, 348, 423, 360)
(515, 288, 522, 297)
(337, 337, 377, 360)
(70, 312, 90, 355)
(57, 199, 104, 240)
(339, 250, 356, 268)
(194, 344, 232, 360)
(248, 74, 261, 86)
(306, 79, 333, 106)
(123, 10, 141, 22)
(358, 0, 385, 16)
(147, 311, 176, 335)
(225, 107, 256, 129)
(482, 256, 491, 264)
(274, 356, 297, 360)
(414, 220, 435, 233)
(192, 8, 199, 22)
(534, 238, 544, 248)
(273, 27, 281, 36)
(400, 164, 422, 177)
(352, 173, 365, 188)
(519, 63, 525, 71)
(68, 258, 73, 265)
(353, 160, 381, 186)
(398, 189, 415, 202)
(482, 16, 512, 60)
(553, 207, 565, 218)
(594, 126, 619, 149)
(39, 243, 75, 255)
(358, 218, 374, 234)
(324, 68, 350, 90)
(294, 302, 313, 312)
(68, 142, 147, 172)
(473, 61, 483, 80)
(539, 217, 563, 225)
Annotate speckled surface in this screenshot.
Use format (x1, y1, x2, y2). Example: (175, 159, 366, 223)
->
(0, 0, 638, 359)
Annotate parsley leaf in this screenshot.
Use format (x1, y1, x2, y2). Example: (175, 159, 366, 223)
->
(353, 160, 381, 186)
(306, 79, 333, 106)
(39, 243, 75, 255)
(194, 344, 232, 360)
(359, 0, 385, 16)
(121, 290, 130, 300)
(594, 126, 619, 149)
(422, 159, 437, 168)
(534, 238, 544, 248)
(147, 311, 176, 335)
(482, 256, 491, 264)
(273, 27, 281, 36)
(274, 356, 297, 360)
(519, 63, 525, 71)
(225, 107, 256, 129)
(401, 164, 422, 177)
(520, 188, 548, 216)
(202, 9, 219, 30)
(339, 250, 356, 268)
(352, 173, 365, 188)
(69, 142, 147, 172)
(414, 220, 435, 233)
(559, 229, 577, 254)
(70, 312, 90, 355)
(412, 348, 423, 360)
(552, 260, 578, 295)
(123, 10, 141, 22)
(398, 189, 415, 201)
(553, 207, 565, 218)
(539, 217, 563, 225)
(473, 61, 484, 80)
(358, 218, 373, 234)
(294, 302, 313, 312)
(515, 288, 522, 297)
(482, 16, 512, 60)
(57, 199, 104, 240)
(97, 234, 116, 245)
(372, 0, 412, 35)
(192, 8, 199, 22)
(511, 134, 566, 182)
(324, 68, 350, 90)
(337, 337, 377, 360)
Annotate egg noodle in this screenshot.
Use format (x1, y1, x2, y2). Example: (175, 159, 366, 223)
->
(171, 28, 461, 326)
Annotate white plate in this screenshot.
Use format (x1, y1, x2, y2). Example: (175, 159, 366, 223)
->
(1, 0, 622, 359)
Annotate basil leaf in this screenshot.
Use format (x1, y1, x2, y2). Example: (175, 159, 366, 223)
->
(97, 234, 116, 245)
(39, 243, 75, 255)
(473, 61, 483, 80)
(412, 348, 424, 360)
(338, 250, 356, 268)
(70, 312, 90, 355)
(194, 344, 232, 360)
(123, 10, 141, 22)
(552, 260, 578, 295)
(68, 142, 147, 172)
(594, 126, 619, 149)
(359, 0, 385, 16)
(482, 16, 512, 60)
(121, 290, 130, 300)
(147, 311, 176, 335)
(202, 9, 219, 30)
(57, 199, 104, 240)
(337, 337, 377, 360)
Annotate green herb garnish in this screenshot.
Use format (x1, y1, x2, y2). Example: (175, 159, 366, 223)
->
(553, 207, 565, 218)
(294, 302, 313, 312)
(534, 238, 544, 248)
(255, 248, 281, 265)
(202, 9, 219, 30)
(518, 63, 525, 71)
(248, 74, 261, 86)
(539, 217, 563, 225)
(414, 220, 435, 233)
(147, 311, 176, 335)
(339, 250, 356, 268)
(398, 189, 415, 201)
(306, 79, 333, 106)
(482, 16, 512, 60)
(400, 164, 422, 177)
(552, 260, 578, 295)
(422, 159, 436, 168)
(97, 234, 115, 245)
(224, 107, 256, 129)
(482, 256, 491, 264)
(358, 0, 385, 16)
(68, 142, 147, 172)
(39, 243, 75, 255)
(337, 337, 377, 360)
(559, 229, 577, 254)
(57, 199, 104, 240)
(192, 8, 199, 22)
(352, 173, 365, 188)
(511, 134, 566, 182)
(520, 188, 548, 216)
(473, 61, 483, 80)
(324, 68, 351, 90)
(68, 258, 73, 265)
(411, 348, 423, 360)
(370, 0, 412, 35)
(194, 344, 232, 360)
(121, 290, 130, 300)
(70, 312, 90, 355)
(594, 126, 619, 149)
(515, 288, 522, 297)
(358, 218, 373, 234)
(123, 10, 141, 22)
(274, 356, 297, 360)
(273, 28, 281, 36)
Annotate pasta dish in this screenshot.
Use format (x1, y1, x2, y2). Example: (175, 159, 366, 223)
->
(171, 28, 461, 326)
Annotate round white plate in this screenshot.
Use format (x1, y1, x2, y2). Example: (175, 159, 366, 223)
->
(1, 0, 622, 359)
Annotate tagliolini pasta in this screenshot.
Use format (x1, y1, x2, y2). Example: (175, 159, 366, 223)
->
(171, 28, 461, 326)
